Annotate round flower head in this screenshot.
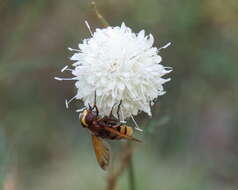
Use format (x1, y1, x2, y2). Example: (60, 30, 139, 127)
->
(55, 22, 172, 122)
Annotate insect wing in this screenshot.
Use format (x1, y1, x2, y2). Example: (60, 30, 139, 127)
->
(104, 126, 142, 143)
(91, 135, 111, 170)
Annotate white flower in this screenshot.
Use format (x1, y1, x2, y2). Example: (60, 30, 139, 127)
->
(55, 22, 172, 122)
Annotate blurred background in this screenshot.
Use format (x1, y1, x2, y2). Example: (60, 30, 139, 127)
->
(1, 0, 238, 189)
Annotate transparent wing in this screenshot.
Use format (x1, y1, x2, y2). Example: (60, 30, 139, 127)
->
(91, 135, 111, 170)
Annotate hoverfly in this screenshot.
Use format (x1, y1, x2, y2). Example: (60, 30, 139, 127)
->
(79, 93, 142, 170)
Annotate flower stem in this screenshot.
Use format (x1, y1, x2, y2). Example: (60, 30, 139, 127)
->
(127, 142, 136, 190)
(91, 1, 109, 27)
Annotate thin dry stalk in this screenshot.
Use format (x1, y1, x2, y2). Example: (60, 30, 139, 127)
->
(91, 1, 109, 27)
(106, 143, 134, 190)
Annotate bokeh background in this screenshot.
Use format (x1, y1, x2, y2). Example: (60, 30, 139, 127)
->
(1, 0, 238, 189)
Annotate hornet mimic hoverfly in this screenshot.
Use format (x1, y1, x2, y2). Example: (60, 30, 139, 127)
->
(79, 92, 142, 170)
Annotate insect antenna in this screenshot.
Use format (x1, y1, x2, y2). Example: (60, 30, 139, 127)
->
(88, 103, 92, 110)
(76, 107, 87, 113)
(85, 20, 93, 36)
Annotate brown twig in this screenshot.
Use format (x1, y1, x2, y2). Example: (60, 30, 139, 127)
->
(106, 143, 134, 190)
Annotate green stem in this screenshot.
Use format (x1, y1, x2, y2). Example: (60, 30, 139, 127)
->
(128, 143, 136, 190)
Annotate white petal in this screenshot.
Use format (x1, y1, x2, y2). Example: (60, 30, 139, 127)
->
(138, 30, 145, 39)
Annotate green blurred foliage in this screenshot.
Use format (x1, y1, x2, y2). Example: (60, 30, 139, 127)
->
(1, 0, 238, 189)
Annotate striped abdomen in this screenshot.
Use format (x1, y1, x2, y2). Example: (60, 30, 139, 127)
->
(110, 125, 133, 140)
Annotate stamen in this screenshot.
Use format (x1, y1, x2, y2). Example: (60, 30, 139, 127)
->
(119, 109, 126, 123)
(131, 115, 143, 132)
(68, 47, 80, 52)
(60, 65, 74, 73)
(164, 66, 173, 69)
(65, 99, 69, 109)
(76, 107, 87, 112)
(54, 77, 78, 81)
(62, 67, 74, 72)
(164, 66, 173, 72)
(68, 96, 77, 104)
(61, 65, 69, 72)
(65, 96, 76, 109)
(158, 42, 171, 51)
(125, 84, 138, 100)
(85, 20, 93, 36)
(133, 98, 141, 102)
(99, 93, 106, 107)
(141, 86, 146, 101)
(65, 96, 77, 109)
(54, 77, 64, 81)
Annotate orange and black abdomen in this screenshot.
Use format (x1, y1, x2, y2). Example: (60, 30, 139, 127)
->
(109, 125, 133, 140)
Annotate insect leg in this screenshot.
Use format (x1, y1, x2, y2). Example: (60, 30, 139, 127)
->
(117, 100, 122, 120)
(94, 105, 99, 116)
(109, 103, 117, 118)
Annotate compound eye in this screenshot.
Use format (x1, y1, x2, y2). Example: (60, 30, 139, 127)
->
(79, 110, 89, 128)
